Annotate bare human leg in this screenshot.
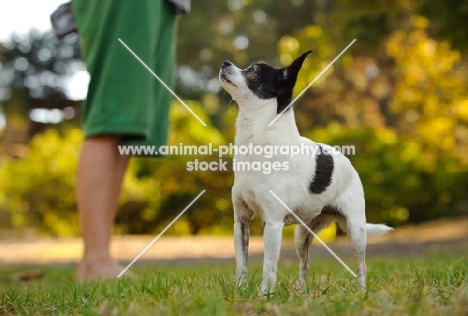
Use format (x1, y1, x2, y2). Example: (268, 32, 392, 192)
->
(75, 135, 130, 281)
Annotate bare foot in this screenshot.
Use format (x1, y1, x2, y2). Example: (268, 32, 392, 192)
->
(76, 256, 125, 281)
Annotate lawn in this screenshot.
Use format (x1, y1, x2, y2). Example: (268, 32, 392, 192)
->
(1, 249, 467, 316)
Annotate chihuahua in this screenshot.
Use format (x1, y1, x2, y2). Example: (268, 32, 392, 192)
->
(219, 50, 393, 294)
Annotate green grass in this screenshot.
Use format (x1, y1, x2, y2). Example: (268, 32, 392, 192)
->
(1, 252, 467, 316)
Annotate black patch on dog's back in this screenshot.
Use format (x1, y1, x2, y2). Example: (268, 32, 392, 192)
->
(309, 146, 334, 194)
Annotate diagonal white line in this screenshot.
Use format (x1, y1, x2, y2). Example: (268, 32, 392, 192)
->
(268, 39, 356, 126)
(268, 190, 357, 278)
(117, 190, 206, 278)
(118, 38, 207, 127)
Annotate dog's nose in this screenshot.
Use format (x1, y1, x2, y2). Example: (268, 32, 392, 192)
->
(223, 60, 232, 67)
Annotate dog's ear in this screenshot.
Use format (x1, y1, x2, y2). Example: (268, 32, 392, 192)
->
(276, 50, 313, 114)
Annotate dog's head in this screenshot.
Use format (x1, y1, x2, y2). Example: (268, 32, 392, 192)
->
(219, 50, 313, 114)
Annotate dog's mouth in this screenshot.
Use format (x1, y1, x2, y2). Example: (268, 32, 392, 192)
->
(220, 73, 236, 87)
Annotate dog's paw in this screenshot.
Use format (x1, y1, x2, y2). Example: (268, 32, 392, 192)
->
(260, 285, 275, 297)
(293, 277, 307, 293)
(357, 274, 366, 289)
(235, 274, 248, 287)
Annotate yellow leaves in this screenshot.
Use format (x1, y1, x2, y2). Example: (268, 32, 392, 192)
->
(418, 117, 455, 151)
(11, 206, 28, 227)
(427, 117, 454, 137)
(278, 35, 300, 66)
(215, 198, 229, 212)
(386, 15, 468, 159)
(172, 219, 191, 235)
(453, 99, 468, 120)
(0, 129, 83, 235)
(392, 86, 422, 112)
(386, 41, 398, 57)
(387, 25, 460, 78)
(280, 35, 300, 53)
(370, 76, 391, 100)
(424, 95, 439, 115)
(398, 141, 423, 167)
(122, 162, 160, 203)
(279, 53, 293, 66)
(430, 55, 457, 75)
(438, 42, 461, 65)
(422, 42, 436, 57)
(410, 15, 429, 29)
(142, 207, 158, 222)
(375, 128, 397, 145)
(43, 212, 76, 237)
(348, 67, 367, 92)
(390, 207, 409, 221)
(386, 30, 405, 57)
(313, 222, 337, 243)
(277, 24, 341, 98)
(169, 100, 226, 146)
(203, 93, 219, 114)
(304, 25, 322, 39)
(283, 221, 337, 242)
(341, 55, 353, 67)
(405, 65, 426, 86)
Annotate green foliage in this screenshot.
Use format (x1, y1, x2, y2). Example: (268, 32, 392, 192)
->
(0, 128, 81, 236)
(344, 12, 390, 49)
(278, 11, 468, 225)
(307, 125, 468, 225)
(0, 102, 235, 236)
(1, 0, 468, 235)
(417, 0, 468, 54)
(117, 101, 234, 235)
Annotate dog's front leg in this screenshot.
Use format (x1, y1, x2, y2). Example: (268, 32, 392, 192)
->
(261, 221, 284, 294)
(233, 198, 253, 286)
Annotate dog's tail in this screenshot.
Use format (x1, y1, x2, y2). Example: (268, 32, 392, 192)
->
(365, 223, 393, 237)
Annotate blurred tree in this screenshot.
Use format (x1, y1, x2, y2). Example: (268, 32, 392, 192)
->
(0, 30, 80, 101)
(386, 16, 468, 156)
(307, 125, 467, 225)
(0, 102, 236, 236)
(417, 0, 468, 54)
(1, 0, 468, 236)
(0, 30, 81, 156)
(0, 128, 81, 235)
(277, 8, 468, 224)
(116, 101, 235, 236)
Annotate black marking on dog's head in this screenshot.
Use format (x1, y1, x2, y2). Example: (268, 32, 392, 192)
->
(244, 63, 279, 100)
(309, 146, 334, 194)
(240, 50, 313, 113)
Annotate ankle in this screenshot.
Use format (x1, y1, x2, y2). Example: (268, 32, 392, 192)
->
(81, 252, 114, 263)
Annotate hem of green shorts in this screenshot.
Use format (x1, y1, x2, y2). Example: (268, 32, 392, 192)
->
(83, 121, 146, 140)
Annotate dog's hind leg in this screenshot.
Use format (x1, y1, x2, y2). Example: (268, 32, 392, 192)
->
(335, 196, 367, 287)
(294, 214, 335, 288)
(294, 225, 312, 287)
(233, 198, 254, 286)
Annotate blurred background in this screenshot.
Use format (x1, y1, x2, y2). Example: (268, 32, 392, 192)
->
(0, 0, 467, 239)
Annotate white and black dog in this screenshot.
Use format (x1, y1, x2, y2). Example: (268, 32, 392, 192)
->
(219, 50, 393, 294)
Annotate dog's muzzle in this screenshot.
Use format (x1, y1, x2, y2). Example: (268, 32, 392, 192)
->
(222, 60, 233, 68)
(220, 61, 236, 86)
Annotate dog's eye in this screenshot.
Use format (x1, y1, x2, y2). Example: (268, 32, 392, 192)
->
(245, 65, 254, 72)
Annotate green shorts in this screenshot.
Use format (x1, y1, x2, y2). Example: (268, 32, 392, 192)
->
(73, 0, 176, 146)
